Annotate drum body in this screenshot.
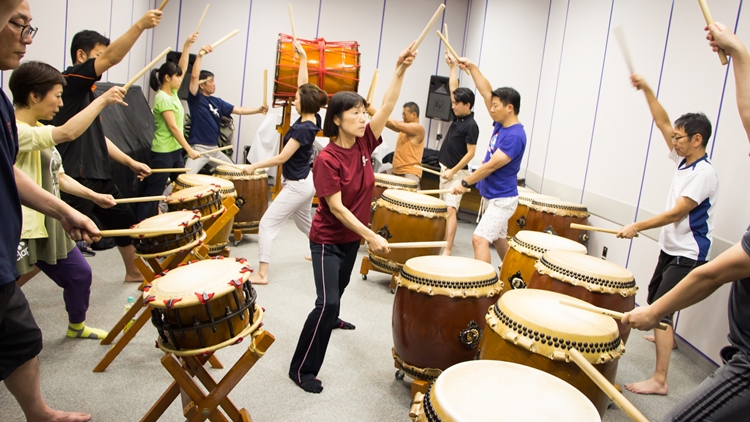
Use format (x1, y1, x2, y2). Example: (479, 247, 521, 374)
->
(499, 231, 587, 295)
(506, 193, 558, 238)
(527, 250, 637, 342)
(524, 198, 590, 244)
(392, 256, 502, 381)
(369, 190, 447, 273)
(410, 360, 600, 422)
(145, 257, 257, 352)
(478, 289, 624, 416)
(371, 174, 418, 223)
(131, 210, 204, 258)
(274, 34, 360, 104)
(214, 165, 269, 232)
(166, 185, 223, 219)
(174, 174, 237, 255)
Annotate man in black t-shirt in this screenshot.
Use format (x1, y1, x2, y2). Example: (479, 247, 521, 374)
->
(53, 10, 162, 282)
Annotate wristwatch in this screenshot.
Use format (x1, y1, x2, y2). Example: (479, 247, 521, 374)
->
(461, 179, 470, 188)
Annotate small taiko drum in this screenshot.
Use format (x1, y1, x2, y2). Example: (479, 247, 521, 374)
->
(500, 230, 587, 295)
(174, 174, 237, 255)
(528, 249, 637, 343)
(274, 34, 360, 104)
(144, 257, 260, 353)
(369, 190, 447, 274)
(506, 192, 559, 238)
(479, 289, 624, 416)
(392, 256, 502, 381)
(214, 165, 269, 233)
(130, 210, 204, 259)
(166, 185, 223, 220)
(524, 198, 590, 244)
(409, 360, 600, 422)
(371, 173, 418, 223)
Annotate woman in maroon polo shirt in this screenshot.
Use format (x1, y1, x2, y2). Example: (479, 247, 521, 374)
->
(288, 42, 418, 394)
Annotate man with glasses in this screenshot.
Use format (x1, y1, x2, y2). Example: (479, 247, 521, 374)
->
(615, 73, 719, 396)
(0, 1, 98, 420)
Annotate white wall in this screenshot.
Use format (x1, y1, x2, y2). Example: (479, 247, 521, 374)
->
(462, 0, 748, 365)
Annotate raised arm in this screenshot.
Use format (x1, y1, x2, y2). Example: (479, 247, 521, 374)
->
(179, 32, 199, 75)
(189, 44, 211, 96)
(294, 40, 308, 86)
(94, 9, 162, 76)
(369, 42, 417, 140)
(385, 119, 424, 138)
(49, 86, 126, 144)
(457, 57, 493, 114)
(446, 53, 458, 103)
(631, 73, 674, 151)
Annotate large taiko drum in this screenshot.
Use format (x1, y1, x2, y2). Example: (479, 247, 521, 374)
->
(528, 249, 637, 343)
(166, 185, 224, 220)
(409, 360, 600, 422)
(479, 289, 624, 416)
(506, 192, 559, 238)
(144, 257, 260, 353)
(500, 230, 587, 295)
(174, 174, 237, 255)
(369, 190, 447, 274)
(274, 34, 360, 104)
(130, 210, 205, 259)
(213, 165, 269, 233)
(392, 256, 502, 381)
(524, 198, 590, 244)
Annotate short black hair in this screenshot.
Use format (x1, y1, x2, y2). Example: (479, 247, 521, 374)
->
(492, 87, 521, 115)
(452, 87, 474, 109)
(199, 70, 214, 81)
(674, 113, 712, 148)
(403, 102, 419, 118)
(149, 62, 183, 91)
(323, 91, 366, 138)
(70, 30, 110, 63)
(9, 61, 66, 109)
(298, 83, 327, 114)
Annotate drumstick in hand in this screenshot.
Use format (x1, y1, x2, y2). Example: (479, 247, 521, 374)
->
(559, 299, 668, 330)
(99, 227, 184, 237)
(698, 0, 729, 65)
(263, 69, 268, 114)
(417, 188, 470, 195)
(199, 30, 239, 56)
(570, 223, 636, 237)
(396, 4, 445, 76)
(386, 241, 448, 249)
(157, 0, 169, 11)
(288, 4, 297, 42)
(208, 157, 244, 171)
(414, 164, 442, 176)
(196, 145, 233, 156)
(147, 168, 189, 174)
(114, 196, 167, 204)
(365, 69, 379, 106)
(613, 26, 636, 73)
(195, 4, 209, 32)
(123, 47, 171, 90)
(437, 29, 471, 75)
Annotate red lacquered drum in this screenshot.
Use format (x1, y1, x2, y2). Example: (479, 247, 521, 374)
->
(174, 174, 237, 255)
(130, 210, 205, 259)
(369, 190, 447, 274)
(392, 256, 502, 381)
(499, 230, 587, 295)
(370, 173, 418, 223)
(528, 249, 637, 343)
(214, 165, 269, 233)
(274, 34, 360, 104)
(524, 198, 590, 244)
(479, 289, 624, 417)
(506, 192, 559, 238)
(144, 257, 260, 354)
(409, 360, 600, 422)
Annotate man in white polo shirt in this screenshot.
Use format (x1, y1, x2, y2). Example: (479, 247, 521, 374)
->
(617, 73, 719, 396)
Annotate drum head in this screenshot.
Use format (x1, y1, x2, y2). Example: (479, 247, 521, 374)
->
(529, 198, 589, 217)
(381, 189, 446, 208)
(430, 360, 600, 421)
(542, 249, 634, 282)
(176, 174, 236, 196)
(166, 185, 217, 204)
(517, 186, 535, 194)
(145, 258, 252, 308)
(511, 230, 587, 258)
(215, 164, 268, 178)
(374, 173, 418, 188)
(133, 210, 200, 238)
(404, 255, 495, 282)
(518, 192, 558, 206)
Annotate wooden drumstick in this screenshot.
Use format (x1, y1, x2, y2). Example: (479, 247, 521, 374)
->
(198, 30, 239, 56)
(288, 4, 297, 41)
(569, 223, 634, 236)
(113, 196, 167, 204)
(365, 69, 379, 105)
(559, 299, 668, 331)
(414, 164, 442, 176)
(386, 241, 448, 249)
(568, 348, 649, 422)
(123, 47, 171, 90)
(196, 145, 233, 156)
(437, 30, 471, 76)
(698, 0, 729, 65)
(396, 4, 445, 76)
(157, 0, 169, 11)
(208, 156, 244, 171)
(147, 168, 189, 174)
(613, 26, 636, 74)
(263, 69, 268, 114)
(417, 188, 471, 195)
(195, 4, 209, 32)
(99, 227, 185, 237)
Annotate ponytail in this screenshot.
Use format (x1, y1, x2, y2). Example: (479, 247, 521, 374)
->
(149, 68, 160, 91)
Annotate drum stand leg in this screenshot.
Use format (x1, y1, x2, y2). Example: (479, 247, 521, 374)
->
(233, 229, 243, 246)
(141, 331, 275, 422)
(410, 380, 430, 399)
(359, 256, 373, 280)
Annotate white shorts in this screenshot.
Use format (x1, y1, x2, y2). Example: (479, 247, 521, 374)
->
(439, 164, 470, 209)
(474, 196, 518, 242)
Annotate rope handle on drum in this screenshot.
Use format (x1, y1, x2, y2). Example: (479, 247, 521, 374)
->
(247, 328, 266, 358)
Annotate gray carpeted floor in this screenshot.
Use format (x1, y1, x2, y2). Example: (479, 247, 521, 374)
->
(0, 214, 714, 421)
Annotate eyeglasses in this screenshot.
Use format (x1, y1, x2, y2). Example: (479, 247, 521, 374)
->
(7, 21, 37, 40)
(671, 134, 689, 142)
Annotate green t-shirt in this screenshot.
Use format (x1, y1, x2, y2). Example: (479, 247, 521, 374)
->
(152, 89, 184, 153)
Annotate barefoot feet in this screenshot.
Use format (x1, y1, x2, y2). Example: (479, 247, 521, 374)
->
(624, 377, 668, 395)
(249, 272, 268, 285)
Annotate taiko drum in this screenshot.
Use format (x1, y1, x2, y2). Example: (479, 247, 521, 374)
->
(213, 165, 269, 233)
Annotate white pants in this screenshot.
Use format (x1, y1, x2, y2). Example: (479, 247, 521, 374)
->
(185, 144, 234, 174)
(474, 196, 518, 242)
(257, 173, 315, 263)
(439, 164, 470, 209)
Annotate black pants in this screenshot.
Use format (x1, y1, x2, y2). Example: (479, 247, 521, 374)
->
(0, 282, 43, 380)
(61, 178, 138, 247)
(135, 150, 184, 222)
(289, 240, 360, 384)
(647, 250, 707, 325)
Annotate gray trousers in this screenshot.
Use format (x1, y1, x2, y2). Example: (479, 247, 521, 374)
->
(185, 144, 234, 174)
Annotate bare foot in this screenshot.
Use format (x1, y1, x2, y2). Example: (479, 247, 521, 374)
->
(249, 272, 268, 285)
(624, 378, 668, 395)
(304, 256, 312, 261)
(34, 408, 92, 422)
(644, 334, 677, 349)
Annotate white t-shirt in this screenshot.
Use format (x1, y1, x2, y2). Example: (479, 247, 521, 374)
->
(659, 149, 718, 261)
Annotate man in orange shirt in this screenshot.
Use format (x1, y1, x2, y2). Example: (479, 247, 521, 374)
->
(379, 102, 425, 187)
